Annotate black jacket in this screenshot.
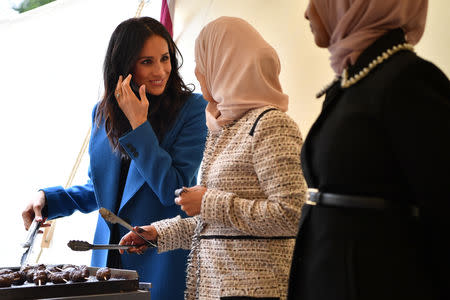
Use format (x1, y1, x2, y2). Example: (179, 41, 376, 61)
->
(288, 29, 450, 300)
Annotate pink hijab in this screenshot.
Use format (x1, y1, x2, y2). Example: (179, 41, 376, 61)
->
(311, 0, 428, 74)
(195, 17, 289, 132)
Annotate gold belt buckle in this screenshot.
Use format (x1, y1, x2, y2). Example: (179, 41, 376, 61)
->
(306, 188, 318, 206)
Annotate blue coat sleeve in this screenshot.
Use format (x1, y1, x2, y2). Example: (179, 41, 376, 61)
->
(119, 94, 207, 206)
(42, 104, 99, 219)
(42, 166, 98, 219)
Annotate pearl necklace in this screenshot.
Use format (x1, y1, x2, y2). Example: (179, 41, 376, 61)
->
(316, 42, 414, 98)
(341, 42, 414, 88)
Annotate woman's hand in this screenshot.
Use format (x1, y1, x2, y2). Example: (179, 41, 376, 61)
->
(119, 225, 158, 255)
(22, 191, 50, 230)
(175, 185, 207, 216)
(115, 74, 149, 130)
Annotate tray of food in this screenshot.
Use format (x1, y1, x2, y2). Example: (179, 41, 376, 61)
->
(0, 264, 139, 300)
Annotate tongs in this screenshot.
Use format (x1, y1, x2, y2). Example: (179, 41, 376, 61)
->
(99, 208, 156, 248)
(67, 240, 136, 251)
(23, 218, 41, 248)
(20, 219, 42, 266)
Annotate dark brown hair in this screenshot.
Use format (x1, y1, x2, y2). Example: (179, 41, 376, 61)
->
(96, 17, 193, 158)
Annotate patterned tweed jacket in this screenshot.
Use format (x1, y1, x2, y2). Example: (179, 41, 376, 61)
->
(153, 106, 307, 300)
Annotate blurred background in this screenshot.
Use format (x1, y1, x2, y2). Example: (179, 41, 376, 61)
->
(0, 0, 448, 267)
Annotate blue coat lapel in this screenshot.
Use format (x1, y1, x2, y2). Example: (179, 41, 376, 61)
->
(118, 126, 175, 213)
(91, 115, 180, 215)
(89, 124, 121, 215)
(120, 160, 145, 211)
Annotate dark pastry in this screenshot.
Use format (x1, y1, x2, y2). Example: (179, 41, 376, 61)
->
(70, 266, 90, 282)
(49, 272, 67, 284)
(96, 267, 111, 281)
(11, 271, 26, 285)
(61, 269, 71, 281)
(26, 269, 36, 283)
(21, 264, 47, 283)
(0, 275, 12, 288)
(33, 270, 48, 285)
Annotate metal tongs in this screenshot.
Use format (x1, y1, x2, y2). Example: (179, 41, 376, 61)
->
(67, 240, 137, 251)
(99, 208, 156, 248)
(20, 219, 42, 266)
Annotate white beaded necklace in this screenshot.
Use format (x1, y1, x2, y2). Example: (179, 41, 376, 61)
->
(316, 42, 414, 98)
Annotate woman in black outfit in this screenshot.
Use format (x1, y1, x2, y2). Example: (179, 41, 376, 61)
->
(288, 1, 450, 299)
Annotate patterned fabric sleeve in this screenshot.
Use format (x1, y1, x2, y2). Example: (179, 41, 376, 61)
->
(200, 110, 307, 236)
(152, 215, 200, 253)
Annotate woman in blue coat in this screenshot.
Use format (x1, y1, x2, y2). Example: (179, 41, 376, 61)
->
(22, 17, 207, 300)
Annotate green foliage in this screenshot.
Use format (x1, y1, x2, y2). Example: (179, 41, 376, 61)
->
(13, 0, 57, 13)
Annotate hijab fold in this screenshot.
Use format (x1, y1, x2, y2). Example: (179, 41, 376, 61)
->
(195, 17, 288, 131)
(312, 0, 428, 74)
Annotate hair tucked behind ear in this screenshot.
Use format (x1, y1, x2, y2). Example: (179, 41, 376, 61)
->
(95, 17, 193, 158)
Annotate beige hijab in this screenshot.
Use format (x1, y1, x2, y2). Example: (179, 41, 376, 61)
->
(195, 17, 288, 132)
(311, 0, 428, 74)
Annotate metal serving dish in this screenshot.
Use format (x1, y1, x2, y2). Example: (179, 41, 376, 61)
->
(0, 266, 139, 300)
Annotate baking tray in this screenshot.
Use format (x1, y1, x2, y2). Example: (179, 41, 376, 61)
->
(0, 266, 139, 300)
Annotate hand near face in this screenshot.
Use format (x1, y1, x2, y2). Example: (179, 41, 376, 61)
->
(118, 225, 158, 255)
(115, 74, 149, 130)
(175, 185, 207, 216)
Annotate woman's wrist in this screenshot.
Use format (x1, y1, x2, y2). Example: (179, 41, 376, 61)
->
(131, 118, 147, 130)
(38, 190, 48, 218)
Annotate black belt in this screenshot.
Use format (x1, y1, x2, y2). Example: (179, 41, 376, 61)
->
(306, 189, 420, 217)
(199, 235, 295, 240)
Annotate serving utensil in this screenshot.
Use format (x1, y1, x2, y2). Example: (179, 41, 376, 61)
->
(20, 219, 41, 266)
(99, 207, 156, 248)
(67, 240, 136, 251)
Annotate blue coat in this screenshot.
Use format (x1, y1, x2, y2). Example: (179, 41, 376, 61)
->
(43, 93, 207, 300)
